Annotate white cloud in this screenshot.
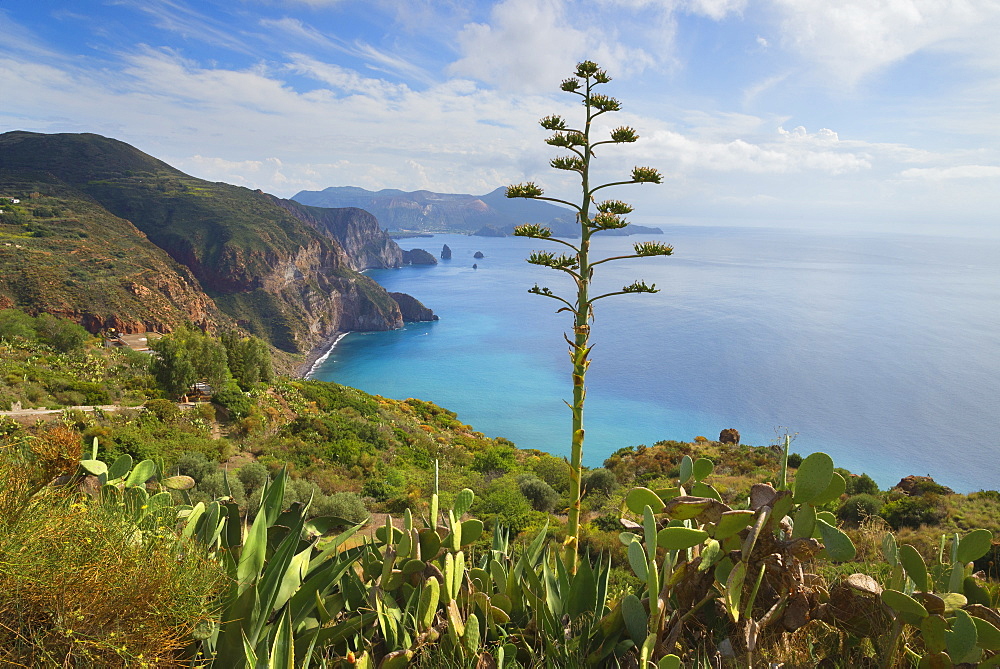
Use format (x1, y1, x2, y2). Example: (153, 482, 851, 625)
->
(684, 0, 747, 20)
(901, 165, 1000, 179)
(448, 0, 655, 91)
(768, 0, 1000, 85)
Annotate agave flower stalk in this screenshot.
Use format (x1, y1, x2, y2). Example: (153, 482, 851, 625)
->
(507, 60, 671, 572)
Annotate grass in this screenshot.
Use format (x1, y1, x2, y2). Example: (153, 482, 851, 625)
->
(0, 429, 224, 667)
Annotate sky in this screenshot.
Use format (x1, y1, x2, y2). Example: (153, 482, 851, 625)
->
(1, 0, 998, 236)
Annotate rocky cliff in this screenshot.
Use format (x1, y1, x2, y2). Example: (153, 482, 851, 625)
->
(389, 292, 438, 322)
(269, 198, 403, 270)
(402, 249, 438, 265)
(0, 131, 407, 353)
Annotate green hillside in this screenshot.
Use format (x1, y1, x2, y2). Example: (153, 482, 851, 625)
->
(0, 132, 406, 353)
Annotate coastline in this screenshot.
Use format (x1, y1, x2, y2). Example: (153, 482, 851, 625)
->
(295, 331, 349, 379)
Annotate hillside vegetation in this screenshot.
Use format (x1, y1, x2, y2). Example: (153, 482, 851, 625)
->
(3, 317, 1000, 667)
(0, 131, 413, 353)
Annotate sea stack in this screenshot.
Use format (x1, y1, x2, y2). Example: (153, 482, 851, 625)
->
(441, 244, 452, 260)
(474, 251, 485, 259)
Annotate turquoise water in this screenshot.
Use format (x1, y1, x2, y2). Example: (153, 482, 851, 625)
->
(312, 227, 1000, 493)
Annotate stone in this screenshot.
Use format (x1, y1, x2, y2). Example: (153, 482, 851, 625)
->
(402, 248, 438, 265)
(719, 428, 740, 444)
(473, 251, 485, 259)
(440, 244, 452, 260)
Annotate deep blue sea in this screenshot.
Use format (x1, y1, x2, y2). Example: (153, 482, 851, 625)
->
(311, 227, 1000, 493)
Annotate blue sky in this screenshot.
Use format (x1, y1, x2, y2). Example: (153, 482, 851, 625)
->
(2, 0, 998, 235)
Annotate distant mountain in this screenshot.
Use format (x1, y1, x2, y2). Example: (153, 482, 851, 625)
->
(0, 131, 425, 353)
(292, 186, 663, 237)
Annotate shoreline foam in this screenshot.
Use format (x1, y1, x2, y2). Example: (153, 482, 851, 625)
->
(298, 331, 350, 379)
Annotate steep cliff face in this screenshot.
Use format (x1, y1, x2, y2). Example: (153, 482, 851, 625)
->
(0, 131, 408, 353)
(389, 292, 438, 322)
(268, 197, 403, 270)
(0, 175, 222, 334)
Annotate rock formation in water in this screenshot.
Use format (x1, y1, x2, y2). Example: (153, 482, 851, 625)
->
(441, 244, 452, 260)
(389, 292, 439, 322)
(473, 251, 485, 259)
(402, 249, 438, 265)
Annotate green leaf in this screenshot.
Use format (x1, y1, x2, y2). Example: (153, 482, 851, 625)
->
(816, 518, 856, 562)
(621, 594, 647, 642)
(657, 527, 710, 551)
(714, 510, 755, 540)
(79, 459, 107, 476)
(460, 518, 484, 546)
(454, 488, 475, 516)
(791, 504, 816, 540)
(946, 609, 978, 662)
(957, 529, 994, 563)
(679, 455, 694, 485)
(627, 540, 648, 580)
(162, 474, 195, 490)
(725, 560, 747, 622)
(921, 615, 948, 653)
(125, 459, 158, 487)
(692, 458, 714, 482)
(899, 544, 930, 592)
(625, 487, 665, 515)
(792, 452, 834, 504)
(691, 481, 722, 501)
(268, 607, 294, 669)
(812, 471, 847, 505)
(658, 655, 681, 669)
(106, 454, 133, 481)
(881, 589, 929, 618)
(971, 615, 1000, 651)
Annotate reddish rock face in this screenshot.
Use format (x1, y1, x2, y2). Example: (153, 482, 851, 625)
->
(893, 475, 954, 496)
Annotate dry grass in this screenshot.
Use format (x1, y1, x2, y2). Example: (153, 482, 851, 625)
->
(0, 430, 225, 667)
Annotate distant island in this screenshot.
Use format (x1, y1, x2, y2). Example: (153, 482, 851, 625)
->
(292, 185, 664, 238)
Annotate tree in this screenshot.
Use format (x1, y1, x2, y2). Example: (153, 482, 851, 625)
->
(150, 325, 230, 398)
(506, 60, 672, 570)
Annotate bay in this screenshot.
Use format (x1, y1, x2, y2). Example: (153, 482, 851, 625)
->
(311, 227, 1000, 493)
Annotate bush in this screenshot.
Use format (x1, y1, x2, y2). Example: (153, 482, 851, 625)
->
(317, 492, 368, 523)
(471, 443, 517, 475)
(881, 495, 945, 530)
(144, 398, 182, 423)
(518, 475, 560, 513)
(212, 383, 253, 419)
(584, 468, 620, 497)
(845, 472, 880, 496)
(838, 493, 884, 524)
(786, 452, 803, 469)
(237, 462, 269, 495)
(478, 477, 536, 534)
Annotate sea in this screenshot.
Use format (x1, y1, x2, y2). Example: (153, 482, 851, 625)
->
(309, 227, 1000, 493)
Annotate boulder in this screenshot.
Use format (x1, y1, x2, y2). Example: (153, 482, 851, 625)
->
(473, 251, 485, 259)
(719, 428, 740, 445)
(893, 475, 954, 496)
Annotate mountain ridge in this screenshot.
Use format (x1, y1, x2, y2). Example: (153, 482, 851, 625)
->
(0, 131, 427, 353)
(292, 185, 664, 238)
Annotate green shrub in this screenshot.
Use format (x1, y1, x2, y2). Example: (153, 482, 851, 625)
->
(583, 468, 620, 497)
(478, 477, 536, 534)
(786, 452, 803, 469)
(313, 491, 368, 523)
(471, 442, 517, 474)
(212, 383, 253, 419)
(845, 472, 880, 496)
(838, 493, 884, 524)
(518, 474, 560, 512)
(237, 462, 269, 495)
(881, 494, 945, 530)
(144, 398, 182, 423)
